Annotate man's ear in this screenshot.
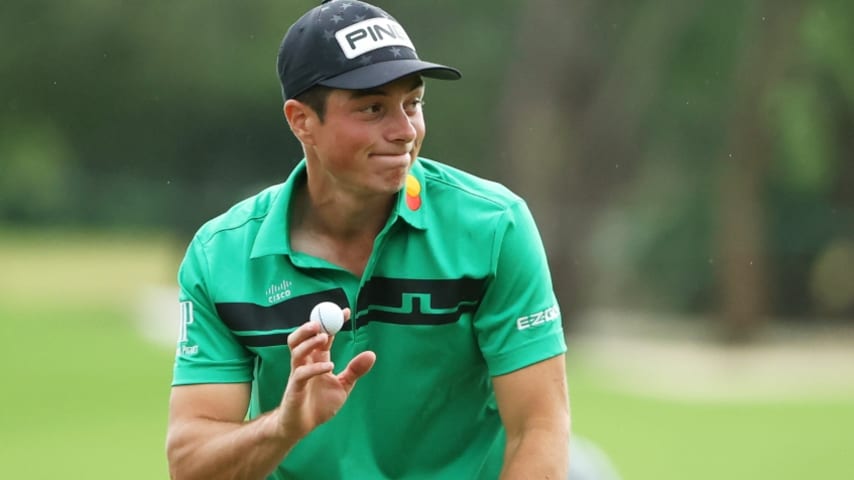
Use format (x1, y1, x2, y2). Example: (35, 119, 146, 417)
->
(284, 99, 315, 145)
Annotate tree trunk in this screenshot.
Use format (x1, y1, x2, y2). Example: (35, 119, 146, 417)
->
(496, 0, 700, 328)
(716, 1, 805, 342)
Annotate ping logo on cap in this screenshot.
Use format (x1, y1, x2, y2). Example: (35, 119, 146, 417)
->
(335, 18, 415, 59)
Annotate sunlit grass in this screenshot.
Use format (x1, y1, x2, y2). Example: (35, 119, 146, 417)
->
(0, 302, 174, 479)
(0, 227, 179, 308)
(568, 360, 854, 479)
(0, 229, 177, 478)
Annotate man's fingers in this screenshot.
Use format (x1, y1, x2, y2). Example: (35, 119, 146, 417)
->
(337, 351, 376, 390)
(289, 362, 335, 392)
(290, 330, 329, 362)
(287, 321, 322, 350)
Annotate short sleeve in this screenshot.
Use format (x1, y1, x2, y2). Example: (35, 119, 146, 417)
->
(171, 235, 255, 386)
(474, 200, 567, 376)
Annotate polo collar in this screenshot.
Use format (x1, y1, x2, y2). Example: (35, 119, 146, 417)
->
(249, 158, 430, 259)
(249, 161, 304, 259)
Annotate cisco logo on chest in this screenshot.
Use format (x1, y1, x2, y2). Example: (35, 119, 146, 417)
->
(335, 18, 415, 59)
(266, 280, 293, 304)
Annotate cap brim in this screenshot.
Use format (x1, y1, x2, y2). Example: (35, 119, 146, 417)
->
(317, 59, 461, 90)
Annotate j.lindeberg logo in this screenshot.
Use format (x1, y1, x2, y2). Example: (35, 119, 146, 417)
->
(335, 18, 415, 59)
(266, 280, 293, 304)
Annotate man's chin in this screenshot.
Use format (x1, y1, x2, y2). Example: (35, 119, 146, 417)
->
(375, 173, 408, 196)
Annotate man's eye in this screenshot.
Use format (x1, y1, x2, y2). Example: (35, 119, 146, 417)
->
(361, 104, 382, 114)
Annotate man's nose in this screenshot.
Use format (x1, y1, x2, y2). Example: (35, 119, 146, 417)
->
(386, 106, 418, 144)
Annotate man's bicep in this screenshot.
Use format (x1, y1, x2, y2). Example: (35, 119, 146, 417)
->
(492, 355, 569, 434)
(166, 383, 256, 475)
(169, 383, 252, 426)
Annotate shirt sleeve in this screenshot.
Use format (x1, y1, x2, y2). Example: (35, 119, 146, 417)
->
(171, 234, 255, 386)
(474, 200, 567, 376)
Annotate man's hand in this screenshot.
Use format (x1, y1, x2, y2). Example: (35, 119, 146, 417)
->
(276, 308, 376, 440)
(167, 308, 375, 480)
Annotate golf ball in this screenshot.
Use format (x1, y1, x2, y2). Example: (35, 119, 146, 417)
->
(310, 301, 344, 335)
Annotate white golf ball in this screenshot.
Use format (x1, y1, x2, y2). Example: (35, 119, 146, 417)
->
(310, 301, 344, 335)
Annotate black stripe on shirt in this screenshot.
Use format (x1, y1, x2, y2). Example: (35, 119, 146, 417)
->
(216, 287, 349, 333)
(355, 277, 486, 327)
(215, 277, 486, 347)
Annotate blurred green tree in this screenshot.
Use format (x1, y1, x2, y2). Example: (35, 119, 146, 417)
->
(1, 0, 851, 333)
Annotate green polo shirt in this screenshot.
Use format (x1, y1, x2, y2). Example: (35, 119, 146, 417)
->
(173, 157, 566, 480)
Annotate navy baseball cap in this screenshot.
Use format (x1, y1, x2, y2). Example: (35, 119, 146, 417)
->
(277, 0, 461, 100)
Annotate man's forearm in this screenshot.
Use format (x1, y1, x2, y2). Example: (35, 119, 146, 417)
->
(167, 409, 298, 480)
(501, 424, 570, 480)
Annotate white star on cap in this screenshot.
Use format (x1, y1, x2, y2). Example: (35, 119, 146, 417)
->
(331, 14, 343, 24)
(390, 47, 402, 57)
(359, 55, 373, 66)
(341, 2, 352, 9)
(353, 14, 366, 21)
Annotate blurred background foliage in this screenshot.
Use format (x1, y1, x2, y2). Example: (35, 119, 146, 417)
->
(1, 0, 852, 338)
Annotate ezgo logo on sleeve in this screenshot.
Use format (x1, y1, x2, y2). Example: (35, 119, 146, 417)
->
(516, 304, 560, 331)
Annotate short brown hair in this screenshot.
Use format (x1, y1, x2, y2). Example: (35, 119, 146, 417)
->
(293, 85, 333, 122)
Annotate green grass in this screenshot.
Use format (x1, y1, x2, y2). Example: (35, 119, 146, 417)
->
(0, 229, 177, 479)
(1, 230, 853, 479)
(0, 305, 175, 479)
(568, 362, 854, 479)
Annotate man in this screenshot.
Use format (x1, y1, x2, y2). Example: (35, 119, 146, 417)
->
(166, 1, 570, 478)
